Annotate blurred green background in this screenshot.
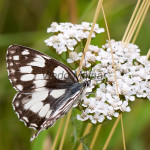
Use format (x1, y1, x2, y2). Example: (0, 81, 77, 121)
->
(0, 0, 150, 150)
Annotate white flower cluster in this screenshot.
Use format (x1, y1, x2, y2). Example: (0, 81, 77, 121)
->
(77, 40, 150, 124)
(45, 22, 150, 124)
(45, 22, 105, 54)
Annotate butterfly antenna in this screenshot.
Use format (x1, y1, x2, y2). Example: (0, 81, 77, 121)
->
(77, 47, 86, 80)
(82, 51, 88, 82)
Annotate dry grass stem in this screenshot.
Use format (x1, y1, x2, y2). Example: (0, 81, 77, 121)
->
(146, 49, 150, 59)
(132, 0, 150, 43)
(102, 5, 127, 150)
(51, 117, 65, 150)
(77, 0, 103, 76)
(102, 5, 120, 96)
(122, 0, 141, 42)
(125, 0, 149, 44)
(102, 115, 121, 150)
(121, 115, 126, 150)
(76, 1, 103, 148)
(43, 135, 52, 150)
(58, 109, 72, 150)
(77, 123, 93, 150)
(90, 125, 102, 149)
(68, 0, 77, 23)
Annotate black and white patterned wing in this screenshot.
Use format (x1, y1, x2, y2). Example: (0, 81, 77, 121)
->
(6, 45, 82, 141)
(13, 82, 83, 141)
(6, 45, 78, 93)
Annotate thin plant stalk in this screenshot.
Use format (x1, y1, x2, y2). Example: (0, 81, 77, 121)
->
(132, 0, 150, 43)
(51, 117, 65, 150)
(146, 49, 150, 60)
(77, 123, 93, 150)
(90, 125, 102, 149)
(72, 122, 87, 150)
(102, 115, 121, 150)
(126, 0, 148, 44)
(101, 5, 120, 97)
(68, 0, 77, 23)
(102, 5, 126, 150)
(58, 109, 72, 150)
(122, 0, 141, 42)
(77, 0, 103, 76)
(121, 115, 126, 150)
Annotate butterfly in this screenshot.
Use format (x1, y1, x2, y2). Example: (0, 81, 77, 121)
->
(6, 45, 90, 141)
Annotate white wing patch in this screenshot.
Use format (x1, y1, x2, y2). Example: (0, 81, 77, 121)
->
(30, 123, 38, 128)
(10, 68, 15, 74)
(24, 91, 49, 110)
(21, 74, 34, 81)
(53, 66, 68, 80)
(46, 110, 52, 118)
(23, 117, 29, 122)
(30, 102, 43, 113)
(27, 55, 46, 67)
(15, 101, 19, 107)
(8, 56, 12, 60)
(20, 66, 33, 73)
(12, 78, 17, 82)
(39, 104, 50, 117)
(35, 74, 46, 80)
(9, 62, 13, 66)
(28, 61, 45, 67)
(34, 55, 45, 63)
(22, 49, 30, 55)
(13, 55, 19, 60)
(16, 84, 23, 91)
(33, 80, 46, 88)
(50, 89, 66, 98)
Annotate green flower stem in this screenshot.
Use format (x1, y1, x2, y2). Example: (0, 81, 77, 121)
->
(72, 122, 88, 150)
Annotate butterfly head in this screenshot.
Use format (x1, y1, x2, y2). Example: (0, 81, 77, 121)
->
(82, 80, 91, 87)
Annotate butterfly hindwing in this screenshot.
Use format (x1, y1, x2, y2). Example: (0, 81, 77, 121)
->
(6, 45, 78, 93)
(12, 83, 83, 140)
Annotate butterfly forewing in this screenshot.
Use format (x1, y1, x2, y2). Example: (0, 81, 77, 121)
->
(6, 45, 78, 92)
(6, 45, 86, 141)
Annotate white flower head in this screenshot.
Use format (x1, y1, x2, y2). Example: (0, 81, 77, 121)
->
(45, 22, 105, 54)
(67, 52, 81, 63)
(76, 40, 150, 124)
(45, 23, 149, 124)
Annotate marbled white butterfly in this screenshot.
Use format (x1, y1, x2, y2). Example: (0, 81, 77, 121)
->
(6, 45, 90, 141)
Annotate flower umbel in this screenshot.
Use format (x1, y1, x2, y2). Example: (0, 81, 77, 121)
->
(45, 22, 150, 124)
(45, 22, 105, 54)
